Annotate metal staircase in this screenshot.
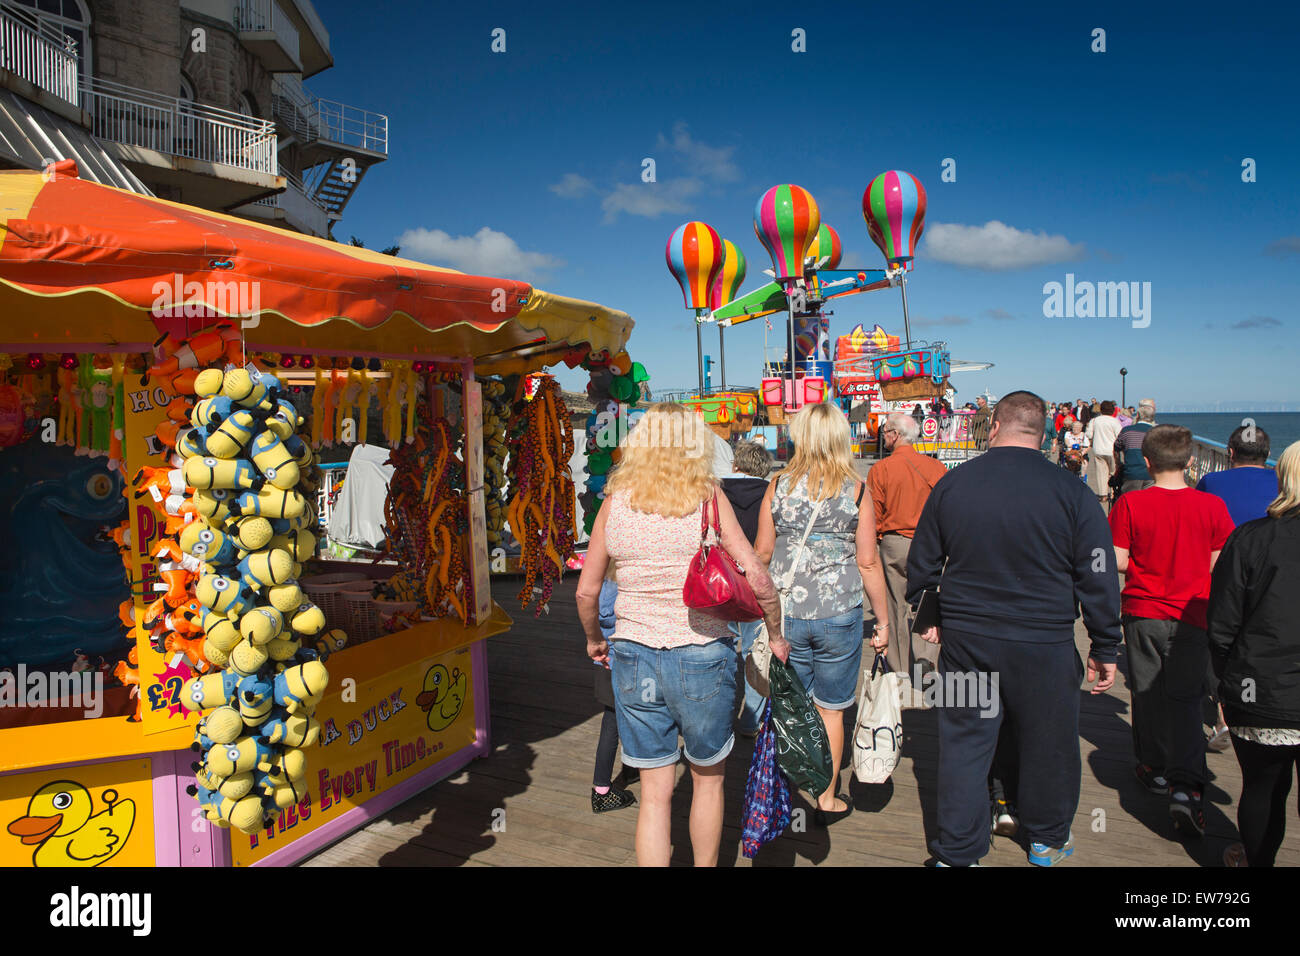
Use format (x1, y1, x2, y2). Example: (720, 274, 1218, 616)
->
(300, 156, 369, 217)
(270, 75, 387, 220)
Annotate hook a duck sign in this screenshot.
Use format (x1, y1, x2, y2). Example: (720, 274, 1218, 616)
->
(2, 759, 152, 867)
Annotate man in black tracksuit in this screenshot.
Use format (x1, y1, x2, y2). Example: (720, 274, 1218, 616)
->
(907, 390, 1122, 866)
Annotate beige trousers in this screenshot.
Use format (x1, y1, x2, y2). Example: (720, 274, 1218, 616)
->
(878, 533, 940, 677)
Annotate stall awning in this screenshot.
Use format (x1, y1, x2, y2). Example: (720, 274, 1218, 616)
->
(0, 165, 633, 362)
(0, 91, 151, 195)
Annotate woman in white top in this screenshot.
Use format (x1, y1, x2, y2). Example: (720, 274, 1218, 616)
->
(1062, 421, 1089, 476)
(576, 403, 784, 866)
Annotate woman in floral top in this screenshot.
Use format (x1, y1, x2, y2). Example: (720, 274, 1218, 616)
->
(755, 402, 890, 825)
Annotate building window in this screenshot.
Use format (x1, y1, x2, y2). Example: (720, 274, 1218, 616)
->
(9, 0, 92, 87)
(177, 74, 196, 154)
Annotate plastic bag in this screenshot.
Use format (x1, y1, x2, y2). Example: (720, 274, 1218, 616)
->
(740, 700, 791, 858)
(769, 657, 833, 796)
(852, 653, 905, 784)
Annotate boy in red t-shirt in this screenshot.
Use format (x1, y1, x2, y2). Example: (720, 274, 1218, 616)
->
(1109, 425, 1234, 838)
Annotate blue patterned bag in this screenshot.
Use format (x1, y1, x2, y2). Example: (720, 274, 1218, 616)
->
(741, 700, 792, 859)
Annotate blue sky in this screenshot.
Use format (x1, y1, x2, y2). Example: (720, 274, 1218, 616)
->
(308, 0, 1300, 409)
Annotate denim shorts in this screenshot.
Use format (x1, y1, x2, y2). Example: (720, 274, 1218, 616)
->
(784, 605, 864, 709)
(608, 637, 739, 769)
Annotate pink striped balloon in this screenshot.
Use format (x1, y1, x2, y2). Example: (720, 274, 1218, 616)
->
(863, 170, 926, 270)
(753, 184, 820, 282)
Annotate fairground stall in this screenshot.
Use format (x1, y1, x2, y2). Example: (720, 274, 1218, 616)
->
(0, 163, 632, 866)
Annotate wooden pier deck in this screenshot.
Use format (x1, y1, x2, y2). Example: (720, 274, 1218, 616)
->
(303, 580, 1299, 868)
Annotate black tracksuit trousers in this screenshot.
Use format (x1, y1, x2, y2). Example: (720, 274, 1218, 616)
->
(932, 628, 1084, 866)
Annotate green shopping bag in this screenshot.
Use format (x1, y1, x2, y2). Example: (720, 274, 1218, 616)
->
(769, 657, 833, 796)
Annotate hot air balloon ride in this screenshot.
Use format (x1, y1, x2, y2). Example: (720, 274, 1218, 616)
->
(806, 223, 843, 270)
(662, 168, 989, 460)
(666, 220, 724, 392)
(863, 170, 926, 269)
(753, 184, 820, 283)
(752, 184, 822, 411)
(708, 239, 746, 390)
(863, 169, 927, 348)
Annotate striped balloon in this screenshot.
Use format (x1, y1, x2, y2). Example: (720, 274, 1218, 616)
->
(753, 184, 820, 281)
(863, 170, 926, 269)
(709, 239, 747, 311)
(806, 223, 842, 269)
(666, 221, 724, 310)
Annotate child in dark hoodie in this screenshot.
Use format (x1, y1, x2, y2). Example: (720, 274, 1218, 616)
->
(721, 440, 774, 735)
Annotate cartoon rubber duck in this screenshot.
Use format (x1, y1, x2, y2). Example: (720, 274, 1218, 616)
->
(415, 664, 467, 732)
(6, 781, 136, 867)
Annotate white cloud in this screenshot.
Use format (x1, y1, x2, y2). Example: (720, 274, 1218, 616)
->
(983, 308, 1015, 320)
(923, 220, 1087, 270)
(657, 121, 740, 182)
(1264, 236, 1300, 257)
(1231, 315, 1282, 330)
(395, 226, 564, 283)
(601, 178, 702, 223)
(549, 173, 595, 199)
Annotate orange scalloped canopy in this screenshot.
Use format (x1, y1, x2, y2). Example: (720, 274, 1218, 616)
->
(0, 165, 573, 359)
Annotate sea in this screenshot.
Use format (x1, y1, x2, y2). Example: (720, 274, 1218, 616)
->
(1158, 412, 1300, 459)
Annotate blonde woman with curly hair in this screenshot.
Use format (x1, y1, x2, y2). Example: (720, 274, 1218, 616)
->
(756, 401, 890, 825)
(576, 403, 784, 866)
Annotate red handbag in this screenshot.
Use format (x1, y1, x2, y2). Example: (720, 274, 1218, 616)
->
(682, 494, 764, 622)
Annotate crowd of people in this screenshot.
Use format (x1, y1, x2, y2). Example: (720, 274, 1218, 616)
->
(573, 392, 1298, 868)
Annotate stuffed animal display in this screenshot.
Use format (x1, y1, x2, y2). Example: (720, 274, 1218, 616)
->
(482, 379, 508, 550)
(506, 374, 576, 614)
(135, 353, 340, 834)
(579, 351, 649, 538)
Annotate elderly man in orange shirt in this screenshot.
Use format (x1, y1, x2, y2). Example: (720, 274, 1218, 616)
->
(867, 411, 950, 682)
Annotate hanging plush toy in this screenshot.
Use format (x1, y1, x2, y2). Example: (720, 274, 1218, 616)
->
(108, 354, 126, 473)
(322, 368, 345, 447)
(310, 367, 326, 449)
(148, 324, 242, 385)
(112, 646, 142, 722)
(170, 364, 340, 834)
(56, 365, 78, 446)
(75, 355, 114, 458)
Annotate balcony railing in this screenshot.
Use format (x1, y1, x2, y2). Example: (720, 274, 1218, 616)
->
(271, 74, 388, 154)
(81, 76, 278, 176)
(0, 0, 79, 106)
(234, 0, 300, 69)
